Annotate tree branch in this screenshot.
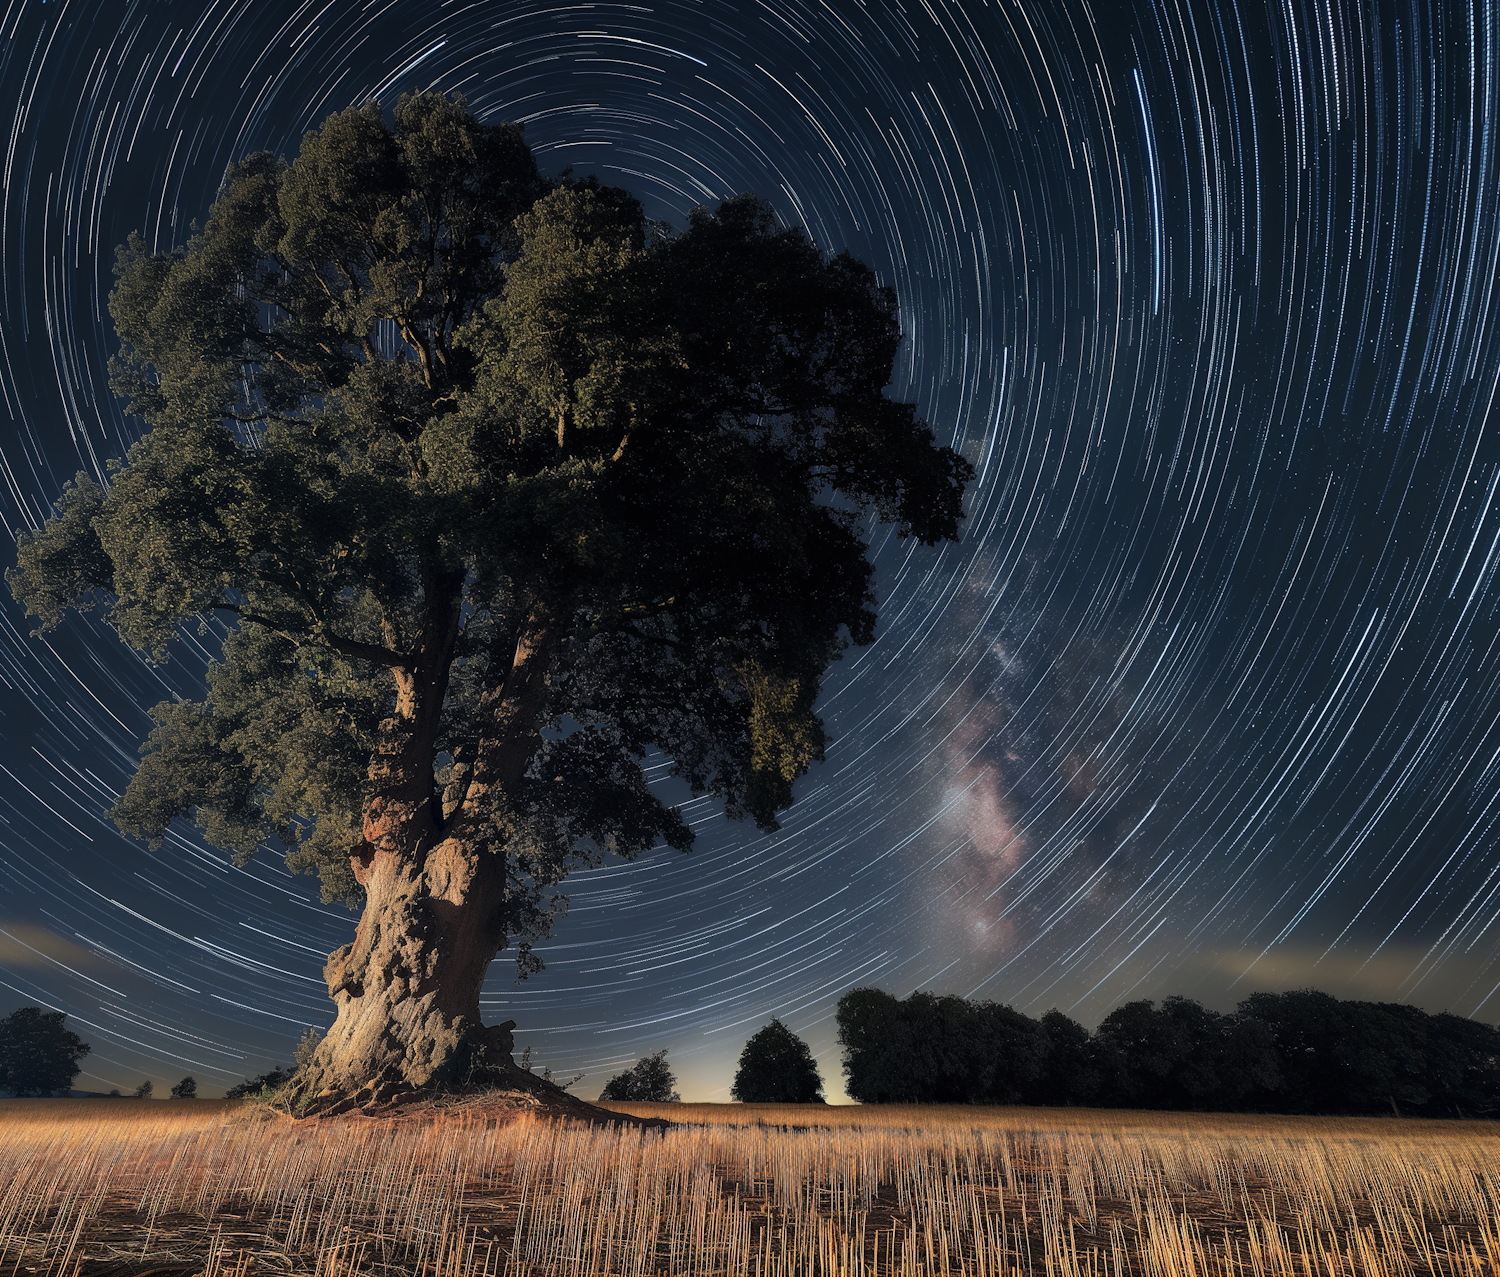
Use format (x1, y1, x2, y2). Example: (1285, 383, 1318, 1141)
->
(398, 316, 437, 389)
(213, 603, 411, 669)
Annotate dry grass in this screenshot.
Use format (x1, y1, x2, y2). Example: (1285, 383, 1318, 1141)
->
(0, 1098, 1496, 1277)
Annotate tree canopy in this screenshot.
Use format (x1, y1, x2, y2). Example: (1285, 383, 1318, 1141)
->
(0, 1006, 91, 1096)
(730, 1018, 824, 1102)
(836, 988, 1046, 1104)
(598, 1049, 679, 1102)
(835, 986, 1500, 1115)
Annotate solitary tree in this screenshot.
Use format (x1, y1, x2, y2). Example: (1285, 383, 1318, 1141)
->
(133, 1080, 154, 1099)
(170, 1075, 198, 1099)
(598, 1049, 680, 1102)
(9, 95, 970, 1111)
(0, 1006, 91, 1096)
(731, 1018, 823, 1102)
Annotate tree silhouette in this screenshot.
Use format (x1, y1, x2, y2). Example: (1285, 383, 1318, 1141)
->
(0, 1006, 90, 1096)
(834, 985, 1500, 1115)
(598, 1049, 680, 1102)
(1092, 997, 1279, 1110)
(7, 94, 971, 1111)
(731, 1018, 823, 1102)
(1031, 1010, 1098, 1106)
(836, 988, 1044, 1104)
(226, 1066, 293, 1099)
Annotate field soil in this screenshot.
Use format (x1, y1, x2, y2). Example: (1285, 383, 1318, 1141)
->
(0, 1098, 1495, 1276)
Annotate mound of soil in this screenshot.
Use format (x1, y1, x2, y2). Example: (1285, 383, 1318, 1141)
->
(290, 1066, 673, 1129)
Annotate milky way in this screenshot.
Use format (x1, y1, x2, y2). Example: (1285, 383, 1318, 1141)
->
(2, 0, 1499, 1101)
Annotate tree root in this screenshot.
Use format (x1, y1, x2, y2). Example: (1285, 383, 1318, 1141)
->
(293, 1062, 672, 1128)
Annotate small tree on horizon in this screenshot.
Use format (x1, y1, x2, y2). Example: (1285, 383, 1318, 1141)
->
(170, 1075, 198, 1099)
(226, 1066, 293, 1098)
(7, 94, 971, 1111)
(731, 1018, 823, 1102)
(598, 1049, 680, 1102)
(0, 1006, 91, 1096)
(133, 1079, 153, 1099)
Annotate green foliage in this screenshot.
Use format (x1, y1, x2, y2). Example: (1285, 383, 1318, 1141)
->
(293, 1027, 324, 1071)
(1092, 997, 1280, 1110)
(598, 1048, 680, 1102)
(225, 1065, 294, 1099)
(6, 477, 112, 628)
(836, 989, 1046, 1104)
(8, 93, 971, 945)
(0, 1007, 91, 1096)
(110, 624, 381, 903)
(731, 1018, 823, 1103)
(836, 986, 1500, 1115)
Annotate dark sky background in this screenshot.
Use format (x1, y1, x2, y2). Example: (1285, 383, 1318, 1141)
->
(2, 0, 1499, 1102)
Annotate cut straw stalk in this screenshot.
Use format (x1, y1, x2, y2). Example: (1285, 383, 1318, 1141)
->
(0, 1100, 1495, 1276)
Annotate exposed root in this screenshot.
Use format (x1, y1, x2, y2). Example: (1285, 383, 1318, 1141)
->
(293, 1064, 672, 1128)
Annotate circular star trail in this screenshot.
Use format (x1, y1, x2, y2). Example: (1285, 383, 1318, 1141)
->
(2, 0, 1500, 1101)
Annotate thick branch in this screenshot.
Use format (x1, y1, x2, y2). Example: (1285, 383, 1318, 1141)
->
(214, 603, 411, 670)
(398, 317, 437, 389)
(455, 616, 557, 828)
(355, 572, 467, 873)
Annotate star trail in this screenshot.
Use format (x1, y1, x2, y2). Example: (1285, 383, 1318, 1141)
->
(2, 0, 1500, 1102)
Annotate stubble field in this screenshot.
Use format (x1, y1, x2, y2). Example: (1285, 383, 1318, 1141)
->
(0, 1097, 1495, 1277)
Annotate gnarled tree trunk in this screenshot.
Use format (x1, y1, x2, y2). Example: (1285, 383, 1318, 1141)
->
(294, 836, 520, 1113)
(291, 617, 556, 1115)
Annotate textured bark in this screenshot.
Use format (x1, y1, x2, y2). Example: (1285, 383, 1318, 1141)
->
(292, 615, 556, 1114)
(460, 619, 557, 819)
(295, 837, 518, 1112)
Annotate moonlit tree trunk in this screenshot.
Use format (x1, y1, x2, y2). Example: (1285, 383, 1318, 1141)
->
(294, 619, 556, 1114)
(300, 835, 517, 1111)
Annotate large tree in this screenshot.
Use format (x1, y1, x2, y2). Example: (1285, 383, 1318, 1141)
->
(9, 95, 971, 1112)
(731, 1018, 823, 1103)
(0, 1006, 91, 1096)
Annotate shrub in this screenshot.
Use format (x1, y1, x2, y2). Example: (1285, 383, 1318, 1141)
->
(226, 1067, 293, 1099)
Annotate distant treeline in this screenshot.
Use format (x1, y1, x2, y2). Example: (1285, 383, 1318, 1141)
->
(835, 988, 1500, 1116)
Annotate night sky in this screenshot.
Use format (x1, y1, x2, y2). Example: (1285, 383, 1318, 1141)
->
(2, 0, 1499, 1103)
